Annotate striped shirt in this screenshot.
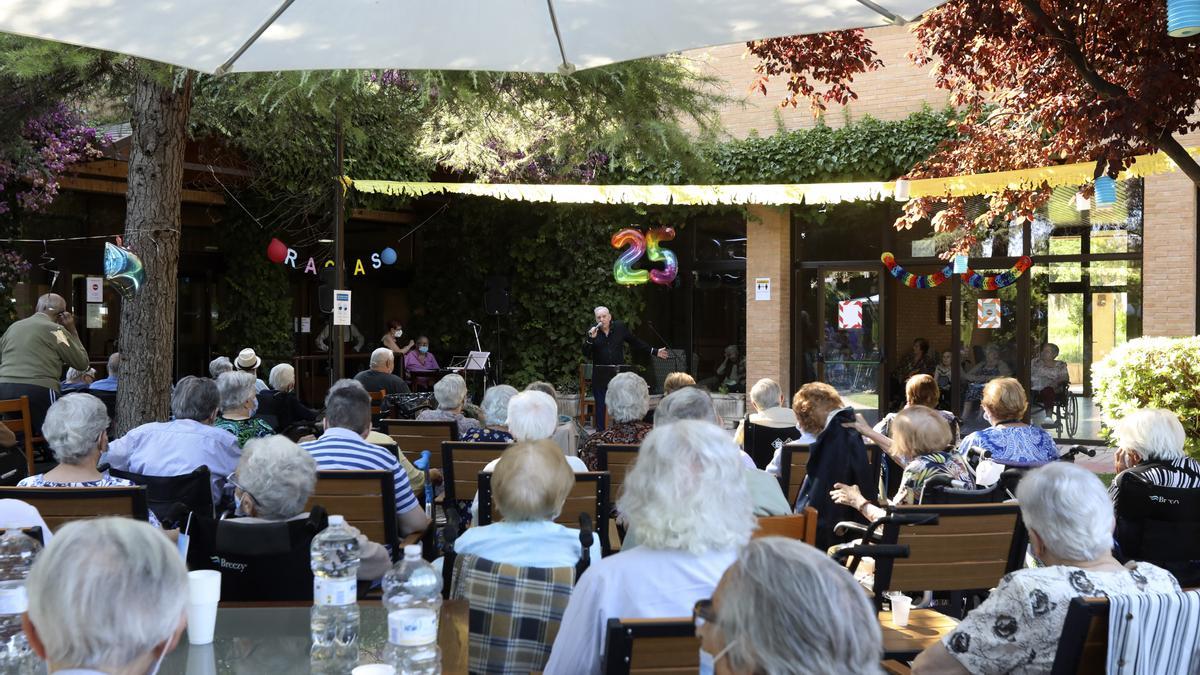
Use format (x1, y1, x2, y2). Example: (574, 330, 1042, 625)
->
(1110, 456, 1200, 500)
(302, 427, 420, 515)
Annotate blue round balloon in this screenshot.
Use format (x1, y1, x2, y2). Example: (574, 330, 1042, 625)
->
(380, 247, 397, 265)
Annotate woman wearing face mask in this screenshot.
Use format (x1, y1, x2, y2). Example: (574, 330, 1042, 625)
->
(214, 371, 274, 448)
(404, 335, 440, 391)
(381, 318, 415, 358)
(956, 377, 1058, 467)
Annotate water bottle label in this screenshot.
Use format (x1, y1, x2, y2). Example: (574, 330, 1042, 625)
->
(388, 608, 438, 646)
(0, 587, 26, 614)
(313, 577, 356, 606)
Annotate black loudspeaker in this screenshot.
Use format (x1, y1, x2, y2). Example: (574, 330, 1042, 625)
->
(484, 276, 511, 316)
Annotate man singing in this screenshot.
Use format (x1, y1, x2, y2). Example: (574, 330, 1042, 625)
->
(582, 306, 667, 431)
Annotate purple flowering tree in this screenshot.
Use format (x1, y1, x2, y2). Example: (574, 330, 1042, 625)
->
(0, 103, 104, 216)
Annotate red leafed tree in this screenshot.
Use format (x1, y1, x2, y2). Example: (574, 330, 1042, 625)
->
(747, 30, 883, 113)
(750, 0, 1200, 252)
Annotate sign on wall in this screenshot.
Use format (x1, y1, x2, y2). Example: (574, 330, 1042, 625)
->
(755, 278, 771, 301)
(977, 298, 1001, 329)
(838, 300, 864, 330)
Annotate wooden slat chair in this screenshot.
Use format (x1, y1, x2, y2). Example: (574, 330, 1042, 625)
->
(381, 419, 458, 472)
(0, 396, 36, 476)
(0, 486, 149, 532)
(440, 442, 511, 505)
(603, 618, 698, 675)
(478, 471, 613, 554)
(1050, 597, 1108, 675)
(753, 507, 818, 545)
(835, 503, 1027, 615)
(776, 442, 810, 505)
(578, 363, 596, 427)
(596, 444, 638, 551)
(304, 470, 401, 556)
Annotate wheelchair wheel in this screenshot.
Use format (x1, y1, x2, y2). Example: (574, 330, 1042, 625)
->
(1063, 393, 1079, 438)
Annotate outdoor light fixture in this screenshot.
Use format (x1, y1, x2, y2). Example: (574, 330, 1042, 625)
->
(1168, 0, 1200, 37)
(1073, 192, 1091, 212)
(894, 179, 911, 201)
(1094, 176, 1117, 208)
(317, 239, 334, 244)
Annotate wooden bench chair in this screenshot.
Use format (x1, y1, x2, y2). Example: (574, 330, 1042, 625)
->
(753, 507, 818, 545)
(776, 442, 810, 505)
(596, 444, 638, 550)
(381, 418, 458, 471)
(304, 470, 402, 556)
(368, 389, 386, 418)
(603, 618, 698, 675)
(0, 396, 36, 476)
(440, 441, 511, 504)
(478, 471, 613, 554)
(1050, 597, 1108, 675)
(0, 486, 149, 532)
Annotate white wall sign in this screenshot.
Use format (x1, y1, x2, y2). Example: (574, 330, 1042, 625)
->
(754, 277, 771, 301)
(300, 317, 311, 333)
(85, 277, 103, 303)
(333, 291, 352, 326)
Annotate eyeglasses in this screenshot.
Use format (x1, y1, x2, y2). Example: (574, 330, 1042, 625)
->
(693, 598, 716, 629)
(226, 473, 257, 507)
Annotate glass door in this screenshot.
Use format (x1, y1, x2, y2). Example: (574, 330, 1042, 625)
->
(814, 269, 883, 424)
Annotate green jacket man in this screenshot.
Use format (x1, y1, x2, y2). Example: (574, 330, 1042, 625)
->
(0, 293, 90, 436)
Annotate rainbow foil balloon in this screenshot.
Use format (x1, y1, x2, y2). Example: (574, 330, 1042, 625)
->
(104, 241, 145, 300)
(646, 227, 678, 286)
(611, 228, 650, 285)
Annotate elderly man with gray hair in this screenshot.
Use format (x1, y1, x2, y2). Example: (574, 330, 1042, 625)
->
(579, 371, 653, 470)
(208, 355, 233, 379)
(24, 518, 188, 674)
(582, 305, 668, 432)
(353, 347, 410, 396)
(913, 462, 1179, 674)
(105, 375, 241, 503)
(732, 378, 798, 447)
(0, 292, 89, 437)
(256, 363, 316, 432)
(302, 379, 430, 536)
(416, 373, 481, 437)
(88, 352, 120, 392)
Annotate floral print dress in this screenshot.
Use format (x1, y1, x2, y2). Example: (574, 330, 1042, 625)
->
(942, 563, 1178, 674)
(214, 415, 274, 448)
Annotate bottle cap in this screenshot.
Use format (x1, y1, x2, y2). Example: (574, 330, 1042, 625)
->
(404, 544, 421, 559)
(328, 515, 346, 526)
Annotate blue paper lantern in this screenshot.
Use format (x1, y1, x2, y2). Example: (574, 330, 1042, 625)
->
(380, 247, 397, 265)
(1094, 176, 1117, 208)
(1169, 0, 1200, 37)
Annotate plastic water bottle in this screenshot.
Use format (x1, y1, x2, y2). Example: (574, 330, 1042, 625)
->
(0, 527, 41, 674)
(382, 545, 443, 674)
(310, 515, 360, 674)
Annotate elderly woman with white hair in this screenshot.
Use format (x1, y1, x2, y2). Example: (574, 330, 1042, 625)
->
(417, 373, 481, 437)
(256, 362, 316, 432)
(24, 518, 188, 674)
(912, 462, 1178, 674)
(214, 371, 274, 448)
(545, 420, 756, 674)
(579, 371, 652, 470)
(229, 435, 391, 580)
(697, 537, 883, 675)
(19, 394, 137, 490)
(461, 385, 519, 443)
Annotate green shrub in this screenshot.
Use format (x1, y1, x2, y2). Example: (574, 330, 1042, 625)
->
(1092, 336, 1200, 457)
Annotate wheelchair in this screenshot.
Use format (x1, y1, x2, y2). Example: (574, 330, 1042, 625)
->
(1030, 385, 1078, 438)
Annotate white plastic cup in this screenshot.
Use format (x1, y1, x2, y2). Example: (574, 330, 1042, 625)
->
(351, 666, 396, 675)
(186, 570, 222, 645)
(185, 642, 217, 675)
(889, 593, 912, 628)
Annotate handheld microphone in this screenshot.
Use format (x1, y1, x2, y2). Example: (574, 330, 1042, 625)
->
(467, 319, 480, 327)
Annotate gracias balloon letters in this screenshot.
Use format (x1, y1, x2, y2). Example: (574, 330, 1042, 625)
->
(266, 238, 399, 276)
(611, 227, 678, 287)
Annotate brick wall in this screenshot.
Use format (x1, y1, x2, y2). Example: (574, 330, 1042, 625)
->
(745, 206, 791, 391)
(1143, 169, 1197, 336)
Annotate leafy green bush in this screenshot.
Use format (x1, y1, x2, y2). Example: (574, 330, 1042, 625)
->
(1093, 336, 1200, 456)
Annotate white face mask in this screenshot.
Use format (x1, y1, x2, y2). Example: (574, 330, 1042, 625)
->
(698, 641, 736, 675)
(393, 329, 403, 338)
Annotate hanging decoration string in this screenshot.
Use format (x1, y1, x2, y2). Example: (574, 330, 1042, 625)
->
(881, 252, 1033, 290)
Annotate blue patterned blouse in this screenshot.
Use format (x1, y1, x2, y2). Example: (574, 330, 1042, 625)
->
(957, 425, 1059, 467)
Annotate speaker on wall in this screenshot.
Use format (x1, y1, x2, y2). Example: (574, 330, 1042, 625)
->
(484, 276, 510, 316)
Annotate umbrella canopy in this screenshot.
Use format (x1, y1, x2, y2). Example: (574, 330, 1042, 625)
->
(0, 0, 943, 75)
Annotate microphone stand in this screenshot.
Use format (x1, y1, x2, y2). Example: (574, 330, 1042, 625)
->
(468, 320, 490, 389)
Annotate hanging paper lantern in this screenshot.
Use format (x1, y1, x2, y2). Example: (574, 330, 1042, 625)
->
(893, 179, 911, 202)
(380, 247, 398, 265)
(103, 241, 145, 300)
(266, 238, 288, 264)
(1169, 0, 1200, 37)
(1093, 176, 1117, 208)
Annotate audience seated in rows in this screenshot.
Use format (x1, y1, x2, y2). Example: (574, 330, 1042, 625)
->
(60, 366, 95, 393)
(88, 352, 119, 393)
(642, 371, 696, 423)
(453, 440, 600, 570)
(961, 343, 1013, 421)
(229, 435, 390, 580)
(301, 379, 430, 536)
(214, 371, 274, 448)
(732, 377, 798, 447)
(256, 363, 316, 432)
(234, 347, 269, 393)
(461, 385, 518, 443)
(764, 381, 840, 476)
(545, 420, 755, 674)
(208, 355, 233, 379)
(353, 347, 410, 396)
(912, 462, 1179, 674)
(525, 380, 585, 456)
(697, 537, 882, 674)
(832, 405, 974, 522)
(25, 518, 187, 674)
(416, 374, 481, 437)
(105, 375, 240, 503)
(957, 377, 1058, 467)
(856, 374, 960, 453)
(20, 394, 137, 490)
(579, 372, 652, 470)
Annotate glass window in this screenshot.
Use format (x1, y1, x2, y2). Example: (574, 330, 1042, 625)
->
(693, 217, 746, 262)
(793, 202, 889, 262)
(1032, 179, 1143, 254)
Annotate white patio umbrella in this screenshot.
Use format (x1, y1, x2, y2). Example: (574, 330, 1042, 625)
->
(0, 0, 944, 75)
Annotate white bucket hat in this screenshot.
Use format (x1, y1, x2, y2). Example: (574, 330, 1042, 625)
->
(235, 347, 261, 371)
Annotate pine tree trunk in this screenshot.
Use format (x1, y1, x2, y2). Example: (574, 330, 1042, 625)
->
(116, 72, 191, 436)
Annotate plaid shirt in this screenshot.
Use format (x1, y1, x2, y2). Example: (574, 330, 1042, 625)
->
(450, 554, 576, 674)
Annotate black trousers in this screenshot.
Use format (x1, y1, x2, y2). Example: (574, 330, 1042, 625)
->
(0, 383, 55, 438)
